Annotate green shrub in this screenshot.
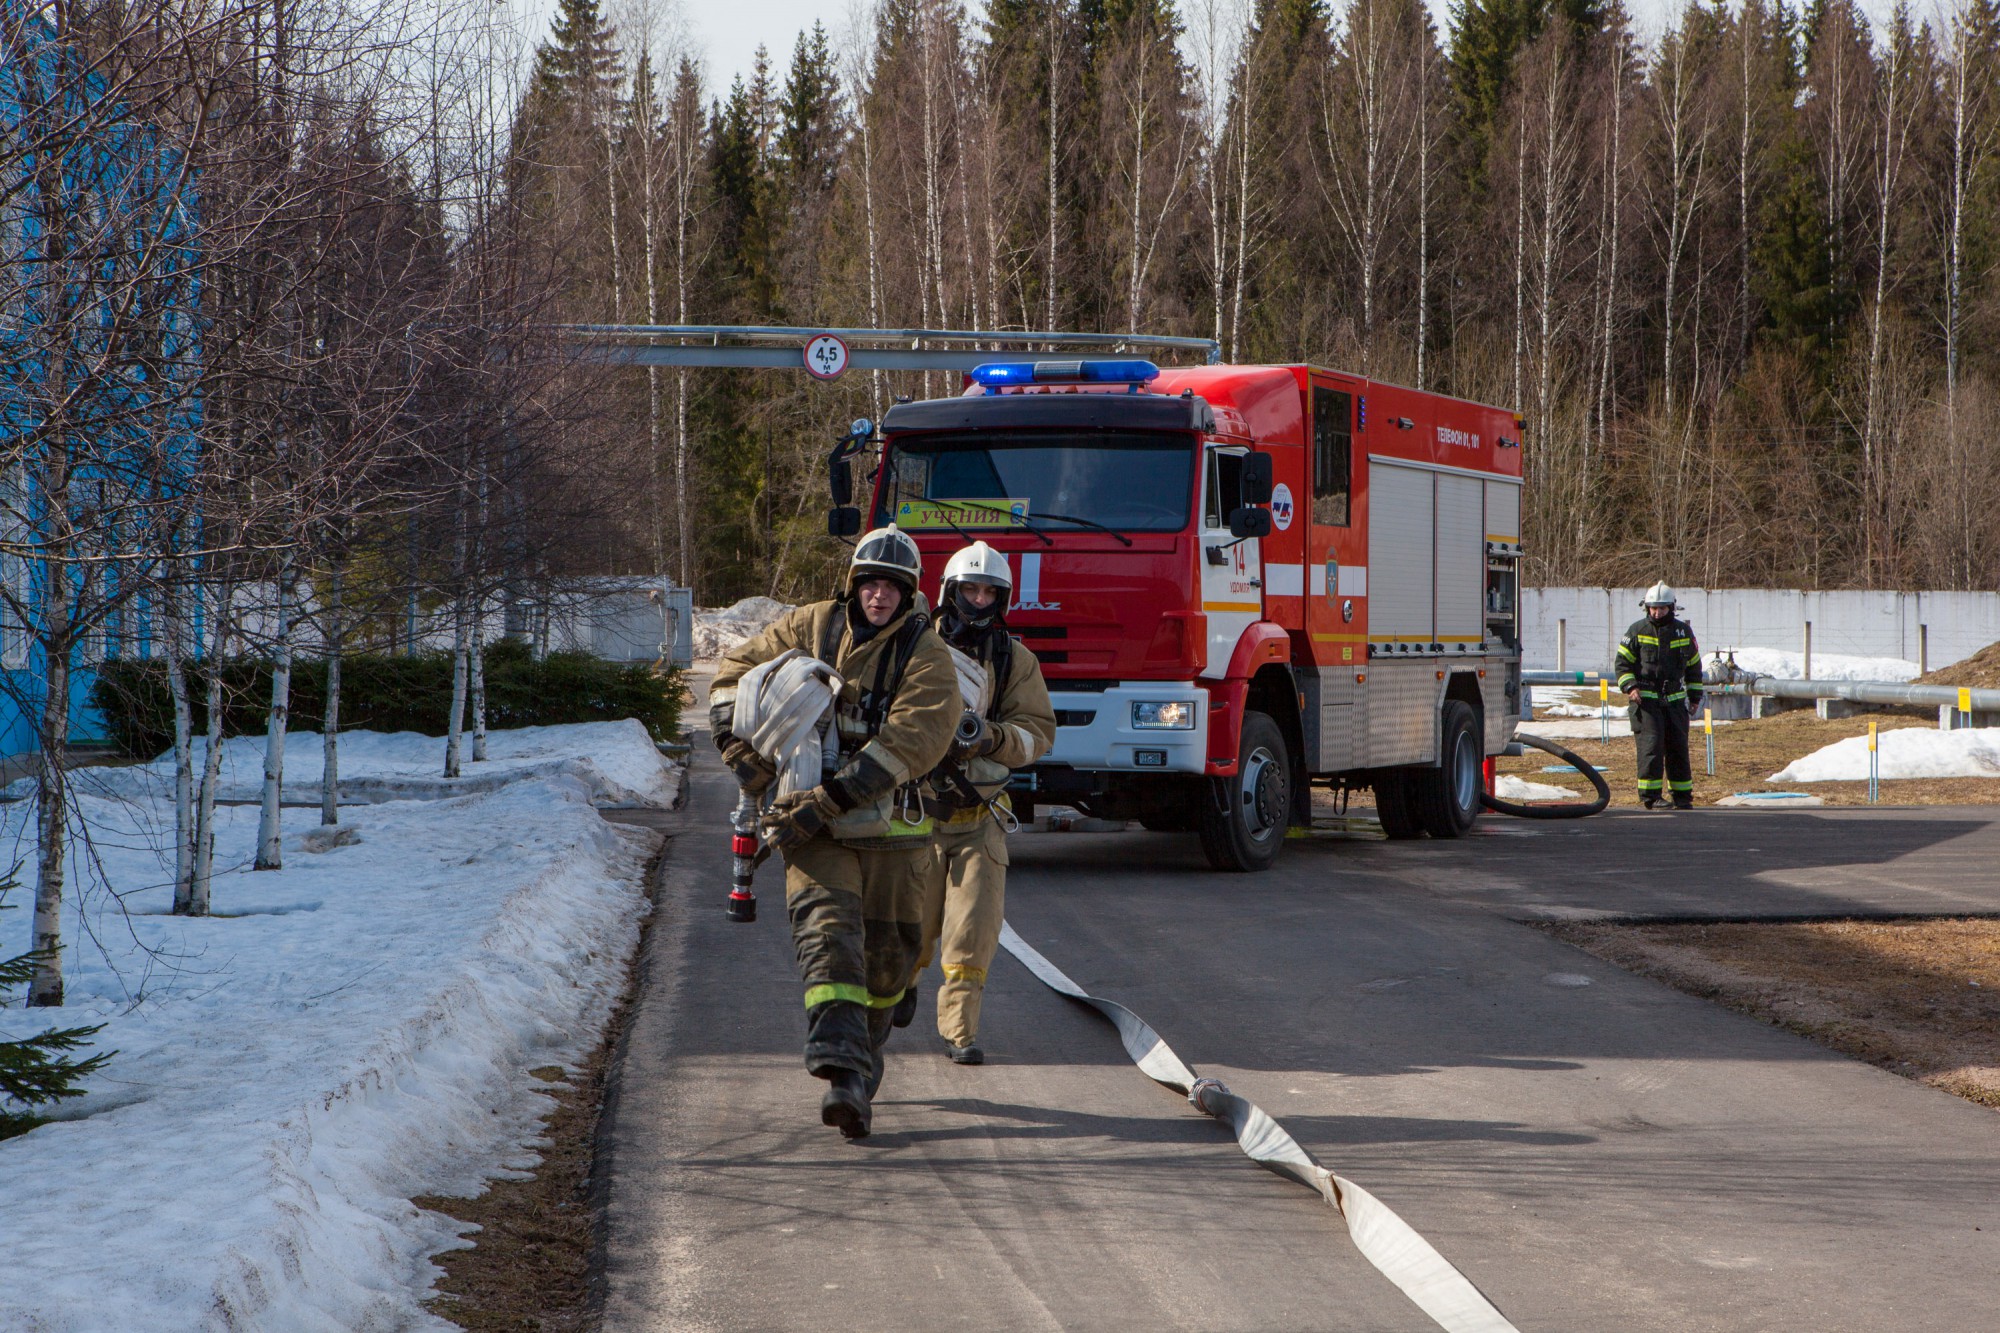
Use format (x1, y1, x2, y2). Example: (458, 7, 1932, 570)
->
(91, 638, 684, 758)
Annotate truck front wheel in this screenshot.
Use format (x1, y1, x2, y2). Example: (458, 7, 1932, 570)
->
(1411, 700, 1482, 838)
(1198, 710, 1290, 872)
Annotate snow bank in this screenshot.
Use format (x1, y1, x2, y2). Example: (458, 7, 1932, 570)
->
(36, 719, 678, 809)
(1496, 775, 1582, 802)
(693, 596, 792, 660)
(1771, 726, 2000, 782)
(0, 730, 664, 1329)
(1709, 647, 1920, 683)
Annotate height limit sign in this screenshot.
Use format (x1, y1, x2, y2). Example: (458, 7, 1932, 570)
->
(803, 334, 849, 380)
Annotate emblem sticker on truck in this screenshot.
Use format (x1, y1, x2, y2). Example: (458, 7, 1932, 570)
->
(1270, 483, 1294, 530)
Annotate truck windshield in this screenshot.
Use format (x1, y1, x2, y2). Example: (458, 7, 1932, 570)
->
(876, 430, 1195, 534)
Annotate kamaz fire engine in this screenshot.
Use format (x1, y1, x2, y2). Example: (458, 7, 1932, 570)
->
(828, 358, 1525, 872)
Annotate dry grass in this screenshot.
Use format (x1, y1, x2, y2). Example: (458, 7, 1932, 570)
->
(1546, 918, 2000, 1111)
(413, 831, 663, 1330)
(1918, 639, 2000, 690)
(413, 1054, 609, 1331)
(1503, 704, 2000, 807)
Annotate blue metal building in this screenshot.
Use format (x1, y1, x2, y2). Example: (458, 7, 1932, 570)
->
(0, 10, 199, 757)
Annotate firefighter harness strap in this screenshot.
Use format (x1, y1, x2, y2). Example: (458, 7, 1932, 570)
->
(998, 922, 1518, 1333)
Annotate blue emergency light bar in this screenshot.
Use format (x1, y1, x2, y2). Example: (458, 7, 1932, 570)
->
(970, 359, 1161, 392)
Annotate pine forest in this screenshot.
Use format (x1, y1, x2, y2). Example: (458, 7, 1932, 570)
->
(514, 0, 2000, 602)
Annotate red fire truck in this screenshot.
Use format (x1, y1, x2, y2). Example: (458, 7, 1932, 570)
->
(843, 358, 1525, 872)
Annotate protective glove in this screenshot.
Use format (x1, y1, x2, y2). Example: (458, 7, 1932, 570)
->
(719, 736, 777, 795)
(759, 783, 853, 855)
(1686, 692, 1703, 714)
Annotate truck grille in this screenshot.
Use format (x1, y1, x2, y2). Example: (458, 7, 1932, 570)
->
(1054, 710, 1097, 728)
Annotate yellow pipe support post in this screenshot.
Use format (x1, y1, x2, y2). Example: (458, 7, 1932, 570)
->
(1599, 678, 1610, 744)
(1868, 720, 1879, 804)
(1704, 707, 1714, 777)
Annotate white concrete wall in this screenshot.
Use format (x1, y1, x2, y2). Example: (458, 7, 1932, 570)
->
(1524, 588, 2000, 673)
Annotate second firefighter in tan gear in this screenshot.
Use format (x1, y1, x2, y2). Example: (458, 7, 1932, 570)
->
(913, 541, 1056, 1064)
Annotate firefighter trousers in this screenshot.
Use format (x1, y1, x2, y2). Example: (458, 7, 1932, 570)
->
(915, 813, 1008, 1048)
(782, 834, 928, 1079)
(1632, 699, 1693, 801)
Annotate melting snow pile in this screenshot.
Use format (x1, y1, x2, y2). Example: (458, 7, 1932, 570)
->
(1496, 775, 1582, 802)
(27, 718, 677, 809)
(1771, 726, 2000, 782)
(693, 596, 793, 660)
(1708, 647, 1920, 683)
(0, 723, 673, 1329)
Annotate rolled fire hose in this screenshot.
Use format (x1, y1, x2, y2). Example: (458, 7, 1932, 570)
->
(734, 649, 843, 801)
(1480, 731, 1610, 820)
(998, 923, 1518, 1333)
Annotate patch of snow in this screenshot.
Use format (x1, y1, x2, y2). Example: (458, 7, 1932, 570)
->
(27, 719, 678, 809)
(694, 596, 792, 660)
(1771, 726, 2000, 782)
(1709, 647, 1919, 683)
(0, 727, 663, 1330)
(1715, 791, 1825, 806)
(1497, 775, 1583, 802)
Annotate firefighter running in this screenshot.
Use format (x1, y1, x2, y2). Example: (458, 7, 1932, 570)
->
(908, 542, 1056, 1065)
(710, 525, 959, 1139)
(1615, 583, 1704, 810)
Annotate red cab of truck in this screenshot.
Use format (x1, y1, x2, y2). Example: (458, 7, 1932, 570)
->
(865, 359, 1524, 871)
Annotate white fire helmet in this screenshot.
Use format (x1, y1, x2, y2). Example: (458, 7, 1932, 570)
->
(849, 524, 923, 597)
(941, 540, 1012, 624)
(1642, 581, 1677, 608)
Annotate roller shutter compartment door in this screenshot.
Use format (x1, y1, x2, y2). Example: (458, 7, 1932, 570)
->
(1433, 473, 1485, 645)
(1484, 477, 1520, 546)
(1367, 463, 1433, 644)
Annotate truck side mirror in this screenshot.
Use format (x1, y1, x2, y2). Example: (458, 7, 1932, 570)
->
(829, 456, 853, 506)
(1239, 452, 1274, 506)
(1227, 507, 1272, 539)
(828, 506, 863, 537)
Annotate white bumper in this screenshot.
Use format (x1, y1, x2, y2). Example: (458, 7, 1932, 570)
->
(1044, 682, 1210, 774)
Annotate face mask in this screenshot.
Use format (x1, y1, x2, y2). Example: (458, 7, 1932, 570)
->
(952, 587, 1001, 628)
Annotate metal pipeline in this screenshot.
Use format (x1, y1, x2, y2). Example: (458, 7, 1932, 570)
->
(1711, 676, 2000, 712)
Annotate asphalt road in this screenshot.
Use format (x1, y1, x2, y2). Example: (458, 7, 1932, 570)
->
(599, 755, 2000, 1331)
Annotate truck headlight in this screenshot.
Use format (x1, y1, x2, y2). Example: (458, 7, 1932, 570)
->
(1132, 700, 1196, 730)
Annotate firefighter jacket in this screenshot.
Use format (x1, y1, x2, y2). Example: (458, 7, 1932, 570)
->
(714, 597, 960, 846)
(1615, 616, 1703, 705)
(933, 628, 1057, 825)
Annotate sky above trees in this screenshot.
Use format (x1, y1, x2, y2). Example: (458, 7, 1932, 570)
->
(516, 0, 1910, 93)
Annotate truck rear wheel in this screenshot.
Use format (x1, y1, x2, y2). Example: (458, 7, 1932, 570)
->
(1411, 700, 1482, 838)
(1372, 771, 1425, 840)
(1198, 711, 1290, 872)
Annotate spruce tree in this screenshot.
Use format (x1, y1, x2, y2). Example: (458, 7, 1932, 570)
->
(3, 880, 111, 1139)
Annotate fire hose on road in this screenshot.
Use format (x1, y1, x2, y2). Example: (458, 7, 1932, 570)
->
(1480, 731, 1611, 821)
(998, 922, 1518, 1333)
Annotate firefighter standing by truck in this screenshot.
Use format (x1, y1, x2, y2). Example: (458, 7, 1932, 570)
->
(1616, 583, 1704, 809)
(910, 542, 1056, 1065)
(710, 525, 959, 1139)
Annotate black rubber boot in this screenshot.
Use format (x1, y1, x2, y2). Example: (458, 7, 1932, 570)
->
(948, 1043, 983, 1066)
(891, 985, 918, 1029)
(821, 1070, 872, 1138)
(864, 1045, 885, 1101)
(1672, 795, 1694, 810)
